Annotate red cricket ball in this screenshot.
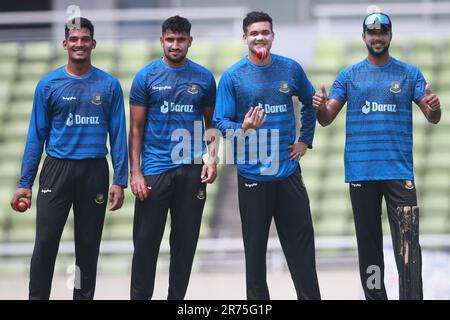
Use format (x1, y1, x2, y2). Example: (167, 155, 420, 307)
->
(256, 47, 268, 60)
(146, 186, 152, 198)
(15, 200, 29, 212)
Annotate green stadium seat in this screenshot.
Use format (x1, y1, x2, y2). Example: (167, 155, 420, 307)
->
(104, 211, 134, 240)
(93, 57, 115, 74)
(422, 170, 450, 192)
(0, 42, 19, 60)
(1, 118, 30, 140)
(0, 140, 25, 159)
(409, 37, 438, 70)
(0, 158, 21, 184)
(0, 61, 17, 79)
(17, 61, 50, 80)
(0, 81, 12, 110)
(51, 55, 68, 70)
(92, 41, 116, 59)
(7, 211, 36, 242)
(343, 39, 366, 65)
(409, 51, 438, 71)
(309, 58, 342, 74)
(420, 192, 450, 233)
(149, 40, 163, 60)
(21, 41, 55, 61)
(411, 37, 437, 54)
(188, 39, 214, 67)
(428, 124, 450, 149)
(308, 73, 337, 90)
(213, 40, 245, 74)
(9, 101, 32, 120)
(314, 38, 343, 60)
(440, 39, 450, 67)
(116, 58, 147, 77)
(390, 39, 406, 60)
(119, 75, 134, 96)
(12, 79, 38, 101)
(436, 68, 450, 92)
(315, 214, 351, 236)
(119, 39, 150, 61)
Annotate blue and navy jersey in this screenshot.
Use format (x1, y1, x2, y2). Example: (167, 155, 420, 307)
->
(129, 59, 216, 175)
(19, 66, 128, 189)
(213, 54, 317, 181)
(328, 57, 426, 182)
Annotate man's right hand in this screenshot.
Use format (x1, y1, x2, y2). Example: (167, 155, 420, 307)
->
(312, 84, 328, 110)
(10, 188, 32, 211)
(130, 172, 149, 201)
(241, 106, 267, 131)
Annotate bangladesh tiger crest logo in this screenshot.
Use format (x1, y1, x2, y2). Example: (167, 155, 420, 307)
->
(187, 84, 199, 94)
(95, 192, 105, 205)
(404, 180, 415, 190)
(196, 188, 206, 200)
(390, 82, 401, 94)
(91, 94, 102, 105)
(279, 82, 290, 93)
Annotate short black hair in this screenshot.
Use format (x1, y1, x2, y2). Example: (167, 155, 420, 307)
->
(65, 17, 94, 39)
(162, 15, 191, 35)
(243, 11, 273, 33)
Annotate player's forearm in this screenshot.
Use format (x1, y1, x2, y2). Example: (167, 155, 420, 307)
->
(317, 106, 334, 127)
(19, 146, 44, 189)
(110, 118, 129, 187)
(206, 137, 219, 161)
(128, 126, 144, 175)
(299, 104, 317, 147)
(212, 118, 242, 136)
(426, 107, 441, 124)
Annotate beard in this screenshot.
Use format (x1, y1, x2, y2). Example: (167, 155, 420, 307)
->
(366, 42, 390, 57)
(164, 49, 187, 64)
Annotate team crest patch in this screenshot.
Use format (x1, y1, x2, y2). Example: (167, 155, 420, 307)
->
(196, 188, 206, 200)
(91, 94, 102, 105)
(187, 84, 199, 94)
(404, 180, 415, 190)
(95, 192, 105, 204)
(390, 82, 401, 94)
(279, 82, 290, 93)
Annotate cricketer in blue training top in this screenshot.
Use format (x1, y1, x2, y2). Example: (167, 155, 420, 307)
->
(213, 11, 321, 300)
(128, 15, 217, 300)
(10, 17, 128, 300)
(313, 12, 442, 300)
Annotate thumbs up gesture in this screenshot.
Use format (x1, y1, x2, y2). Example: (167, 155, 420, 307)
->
(425, 83, 440, 111)
(312, 84, 328, 110)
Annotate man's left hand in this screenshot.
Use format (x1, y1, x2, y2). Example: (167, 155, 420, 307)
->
(109, 184, 124, 211)
(201, 161, 218, 184)
(288, 142, 308, 160)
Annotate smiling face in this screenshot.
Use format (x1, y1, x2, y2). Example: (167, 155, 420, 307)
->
(243, 21, 275, 58)
(63, 27, 96, 64)
(160, 29, 192, 67)
(363, 27, 392, 57)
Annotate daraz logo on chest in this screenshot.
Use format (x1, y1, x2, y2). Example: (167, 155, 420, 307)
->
(160, 100, 194, 114)
(66, 113, 100, 127)
(362, 101, 397, 114)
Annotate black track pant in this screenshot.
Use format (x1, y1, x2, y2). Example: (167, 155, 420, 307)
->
(349, 180, 423, 300)
(130, 164, 206, 300)
(29, 156, 109, 300)
(237, 166, 321, 300)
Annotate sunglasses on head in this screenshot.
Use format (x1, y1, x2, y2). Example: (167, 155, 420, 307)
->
(363, 13, 391, 30)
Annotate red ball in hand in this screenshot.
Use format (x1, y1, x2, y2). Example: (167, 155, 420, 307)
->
(146, 186, 152, 198)
(256, 47, 268, 60)
(15, 200, 29, 212)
